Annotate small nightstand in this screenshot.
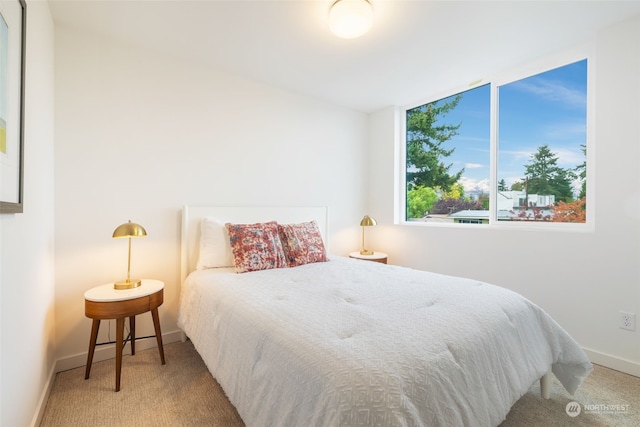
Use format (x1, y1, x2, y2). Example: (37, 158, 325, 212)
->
(349, 251, 388, 264)
(84, 279, 166, 392)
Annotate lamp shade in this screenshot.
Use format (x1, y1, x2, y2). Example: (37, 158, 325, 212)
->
(360, 215, 377, 227)
(113, 221, 147, 238)
(329, 0, 373, 39)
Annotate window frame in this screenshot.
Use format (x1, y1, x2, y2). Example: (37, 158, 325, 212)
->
(396, 46, 595, 232)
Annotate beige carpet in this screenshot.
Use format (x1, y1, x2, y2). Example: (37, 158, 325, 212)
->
(40, 341, 640, 426)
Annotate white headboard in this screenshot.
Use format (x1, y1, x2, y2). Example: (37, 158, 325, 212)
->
(180, 205, 329, 283)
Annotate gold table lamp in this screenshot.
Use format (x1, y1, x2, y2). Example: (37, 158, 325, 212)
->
(359, 215, 377, 255)
(112, 220, 147, 290)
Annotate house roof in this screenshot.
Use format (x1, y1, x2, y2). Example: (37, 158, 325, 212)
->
(49, 1, 640, 113)
(448, 210, 489, 219)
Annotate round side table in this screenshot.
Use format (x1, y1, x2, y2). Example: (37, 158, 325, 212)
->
(84, 279, 166, 392)
(348, 251, 388, 264)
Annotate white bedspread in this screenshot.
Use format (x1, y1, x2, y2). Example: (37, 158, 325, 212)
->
(177, 256, 592, 427)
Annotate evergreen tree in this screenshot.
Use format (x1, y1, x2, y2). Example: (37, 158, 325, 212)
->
(406, 95, 463, 192)
(574, 144, 587, 200)
(524, 144, 574, 203)
(549, 168, 575, 203)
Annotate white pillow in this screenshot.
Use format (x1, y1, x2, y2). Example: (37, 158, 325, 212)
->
(196, 217, 234, 269)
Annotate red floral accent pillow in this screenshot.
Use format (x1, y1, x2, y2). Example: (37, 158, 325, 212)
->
(278, 220, 327, 267)
(226, 221, 287, 273)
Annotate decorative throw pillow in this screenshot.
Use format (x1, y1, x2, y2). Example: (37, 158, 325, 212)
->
(197, 217, 235, 269)
(226, 221, 287, 273)
(278, 220, 327, 267)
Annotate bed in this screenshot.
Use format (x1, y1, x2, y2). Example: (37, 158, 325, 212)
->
(177, 205, 593, 427)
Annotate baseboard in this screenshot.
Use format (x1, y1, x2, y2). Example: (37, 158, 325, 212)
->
(583, 347, 640, 377)
(30, 363, 57, 427)
(54, 329, 184, 373)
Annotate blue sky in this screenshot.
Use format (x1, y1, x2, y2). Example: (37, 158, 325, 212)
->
(427, 59, 587, 196)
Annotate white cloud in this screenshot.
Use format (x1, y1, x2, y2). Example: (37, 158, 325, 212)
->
(459, 176, 490, 193)
(510, 78, 586, 110)
(499, 148, 534, 162)
(543, 121, 586, 142)
(554, 147, 585, 167)
(465, 162, 483, 169)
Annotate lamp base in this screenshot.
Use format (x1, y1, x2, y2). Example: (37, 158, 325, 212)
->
(360, 249, 374, 255)
(114, 279, 142, 290)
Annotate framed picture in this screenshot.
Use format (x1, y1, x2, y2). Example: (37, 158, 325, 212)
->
(0, 0, 25, 213)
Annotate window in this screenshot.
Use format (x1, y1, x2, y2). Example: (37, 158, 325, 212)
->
(497, 60, 587, 223)
(402, 57, 589, 226)
(405, 84, 490, 222)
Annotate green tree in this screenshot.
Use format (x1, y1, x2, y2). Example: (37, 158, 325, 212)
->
(478, 192, 490, 210)
(498, 179, 508, 191)
(407, 186, 438, 219)
(406, 95, 463, 192)
(510, 181, 524, 191)
(524, 144, 574, 203)
(442, 183, 465, 200)
(549, 168, 575, 203)
(573, 144, 587, 200)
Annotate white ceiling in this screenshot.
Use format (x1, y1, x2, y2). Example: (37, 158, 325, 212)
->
(49, 0, 640, 113)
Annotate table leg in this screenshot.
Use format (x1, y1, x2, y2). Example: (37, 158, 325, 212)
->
(85, 319, 100, 379)
(115, 317, 125, 392)
(129, 315, 136, 355)
(151, 308, 165, 365)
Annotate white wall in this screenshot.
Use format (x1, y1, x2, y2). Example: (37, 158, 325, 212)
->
(368, 16, 640, 376)
(53, 25, 368, 367)
(0, 1, 56, 426)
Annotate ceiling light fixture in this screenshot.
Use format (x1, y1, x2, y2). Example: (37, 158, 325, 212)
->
(329, 0, 373, 39)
